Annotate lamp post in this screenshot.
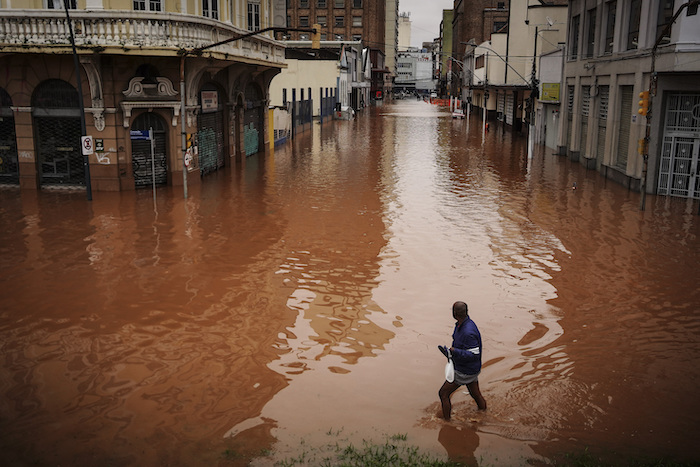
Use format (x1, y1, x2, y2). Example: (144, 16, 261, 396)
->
(527, 26, 540, 159)
(463, 40, 536, 151)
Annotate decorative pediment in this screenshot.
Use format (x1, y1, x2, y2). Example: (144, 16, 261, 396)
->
(122, 77, 179, 99)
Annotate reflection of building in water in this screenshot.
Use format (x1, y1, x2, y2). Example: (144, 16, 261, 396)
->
(268, 122, 394, 375)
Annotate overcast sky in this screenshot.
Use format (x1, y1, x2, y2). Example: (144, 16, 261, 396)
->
(399, 0, 454, 48)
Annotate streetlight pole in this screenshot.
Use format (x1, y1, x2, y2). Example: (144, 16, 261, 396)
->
(64, 1, 92, 201)
(528, 26, 540, 159)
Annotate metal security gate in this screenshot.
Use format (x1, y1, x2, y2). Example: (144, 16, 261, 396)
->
(198, 88, 226, 175)
(566, 85, 574, 149)
(657, 93, 700, 199)
(32, 79, 84, 186)
(615, 86, 634, 170)
(0, 88, 19, 184)
(580, 85, 590, 157)
(244, 83, 264, 157)
(505, 93, 514, 126)
(131, 113, 167, 188)
(497, 93, 505, 121)
(596, 85, 609, 168)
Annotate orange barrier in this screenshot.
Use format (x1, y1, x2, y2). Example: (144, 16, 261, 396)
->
(430, 98, 451, 106)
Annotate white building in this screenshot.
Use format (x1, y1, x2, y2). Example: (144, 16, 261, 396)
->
(398, 12, 412, 51)
(561, 0, 700, 199)
(395, 49, 436, 93)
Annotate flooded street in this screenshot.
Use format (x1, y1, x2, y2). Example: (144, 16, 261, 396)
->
(1, 100, 699, 466)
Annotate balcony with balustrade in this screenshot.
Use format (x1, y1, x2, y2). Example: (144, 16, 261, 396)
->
(0, 9, 285, 66)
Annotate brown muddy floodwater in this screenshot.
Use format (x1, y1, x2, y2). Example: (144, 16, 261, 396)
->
(1, 100, 699, 466)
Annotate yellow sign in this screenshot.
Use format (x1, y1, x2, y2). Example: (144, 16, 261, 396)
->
(541, 83, 560, 102)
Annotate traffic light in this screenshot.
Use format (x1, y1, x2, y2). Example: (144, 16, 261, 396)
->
(311, 24, 321, 49)
(638, 91, 650, 116)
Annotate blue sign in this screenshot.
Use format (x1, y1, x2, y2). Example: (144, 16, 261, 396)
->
(130, 130, 152, 140)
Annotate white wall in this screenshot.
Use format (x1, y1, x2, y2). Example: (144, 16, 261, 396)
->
(269, 60, 339, 116)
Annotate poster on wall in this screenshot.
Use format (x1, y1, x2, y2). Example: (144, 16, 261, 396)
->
(541, 83, 561, 103)
(201, 91, 218, 113)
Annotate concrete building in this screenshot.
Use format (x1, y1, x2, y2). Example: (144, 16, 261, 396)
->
(451, 0, 511, 65)
(284, 0, 385, 49)
(464, 0, 567, 134)
(439, 10, 455, 98)
(269, 41, 368, 114)
(395, 49, 436, 94)
(0, 0, 286, 192)
(561, 0, 700, 200)
(398, 11, 411, 51)
(385, 0, 399, 93)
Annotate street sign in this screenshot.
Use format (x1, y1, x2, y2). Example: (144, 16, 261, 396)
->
(81, 136, 94, 155)
(130, 130, 152, 140)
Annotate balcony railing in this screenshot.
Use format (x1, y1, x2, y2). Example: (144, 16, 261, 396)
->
(0, 10, 285, 64)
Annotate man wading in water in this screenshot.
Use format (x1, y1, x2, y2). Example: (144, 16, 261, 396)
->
(438, 301, 487, 419)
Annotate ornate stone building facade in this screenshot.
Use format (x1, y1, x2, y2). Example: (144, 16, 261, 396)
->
(0, 0, 286, 192)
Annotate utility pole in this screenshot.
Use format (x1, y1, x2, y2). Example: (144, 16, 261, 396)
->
(528, 26, 540, 159)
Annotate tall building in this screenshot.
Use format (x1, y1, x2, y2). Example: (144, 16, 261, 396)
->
(385, 0, 400, 88)
(398, 12, 412, 51)
(463, 0, 567, 132)
(452, 0, 511, 63)
(0, 0, 286, 192)
(285, 0, 388, 101)
(439, 10, 455, 97)
(285, 0, 385, 49)
(561, 0, 700, 200)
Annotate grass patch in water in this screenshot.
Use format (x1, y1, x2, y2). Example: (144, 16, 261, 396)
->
(274, 431, 464, 467)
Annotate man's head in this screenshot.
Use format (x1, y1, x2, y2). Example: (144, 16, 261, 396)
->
(452, 301, 468, 321)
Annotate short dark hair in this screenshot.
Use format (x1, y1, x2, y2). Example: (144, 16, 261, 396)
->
(452, 301, 468, 318)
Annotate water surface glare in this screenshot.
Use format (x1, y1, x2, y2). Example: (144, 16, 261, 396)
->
(1, 100, 699, 465)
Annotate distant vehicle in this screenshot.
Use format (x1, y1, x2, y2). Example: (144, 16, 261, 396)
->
(452, 108, 465, 119)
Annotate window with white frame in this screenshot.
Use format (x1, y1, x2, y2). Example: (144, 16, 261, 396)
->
(248, 0, 260, 31)
(352, 16, 362, 27)
(203, 0, 219, 19)
(335, 0, 344, 8)
(317, 15, 327, 26)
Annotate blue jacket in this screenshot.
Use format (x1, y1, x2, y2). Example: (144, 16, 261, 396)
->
(451, 318, 482, 375)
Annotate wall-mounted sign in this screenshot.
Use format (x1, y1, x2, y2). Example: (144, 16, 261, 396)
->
(541, 83, 561, 102)
(201, 91, 218, 113)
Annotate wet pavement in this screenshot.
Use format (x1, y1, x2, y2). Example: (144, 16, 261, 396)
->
(1, 100, 699, 466)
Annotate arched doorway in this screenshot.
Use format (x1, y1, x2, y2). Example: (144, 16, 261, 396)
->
(244, 82, 264, 156)
(131, 112, 168, 188)
(0, 87, 19, 185)
(198, 83, 227, 175)
(32, 79, 83, 186)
